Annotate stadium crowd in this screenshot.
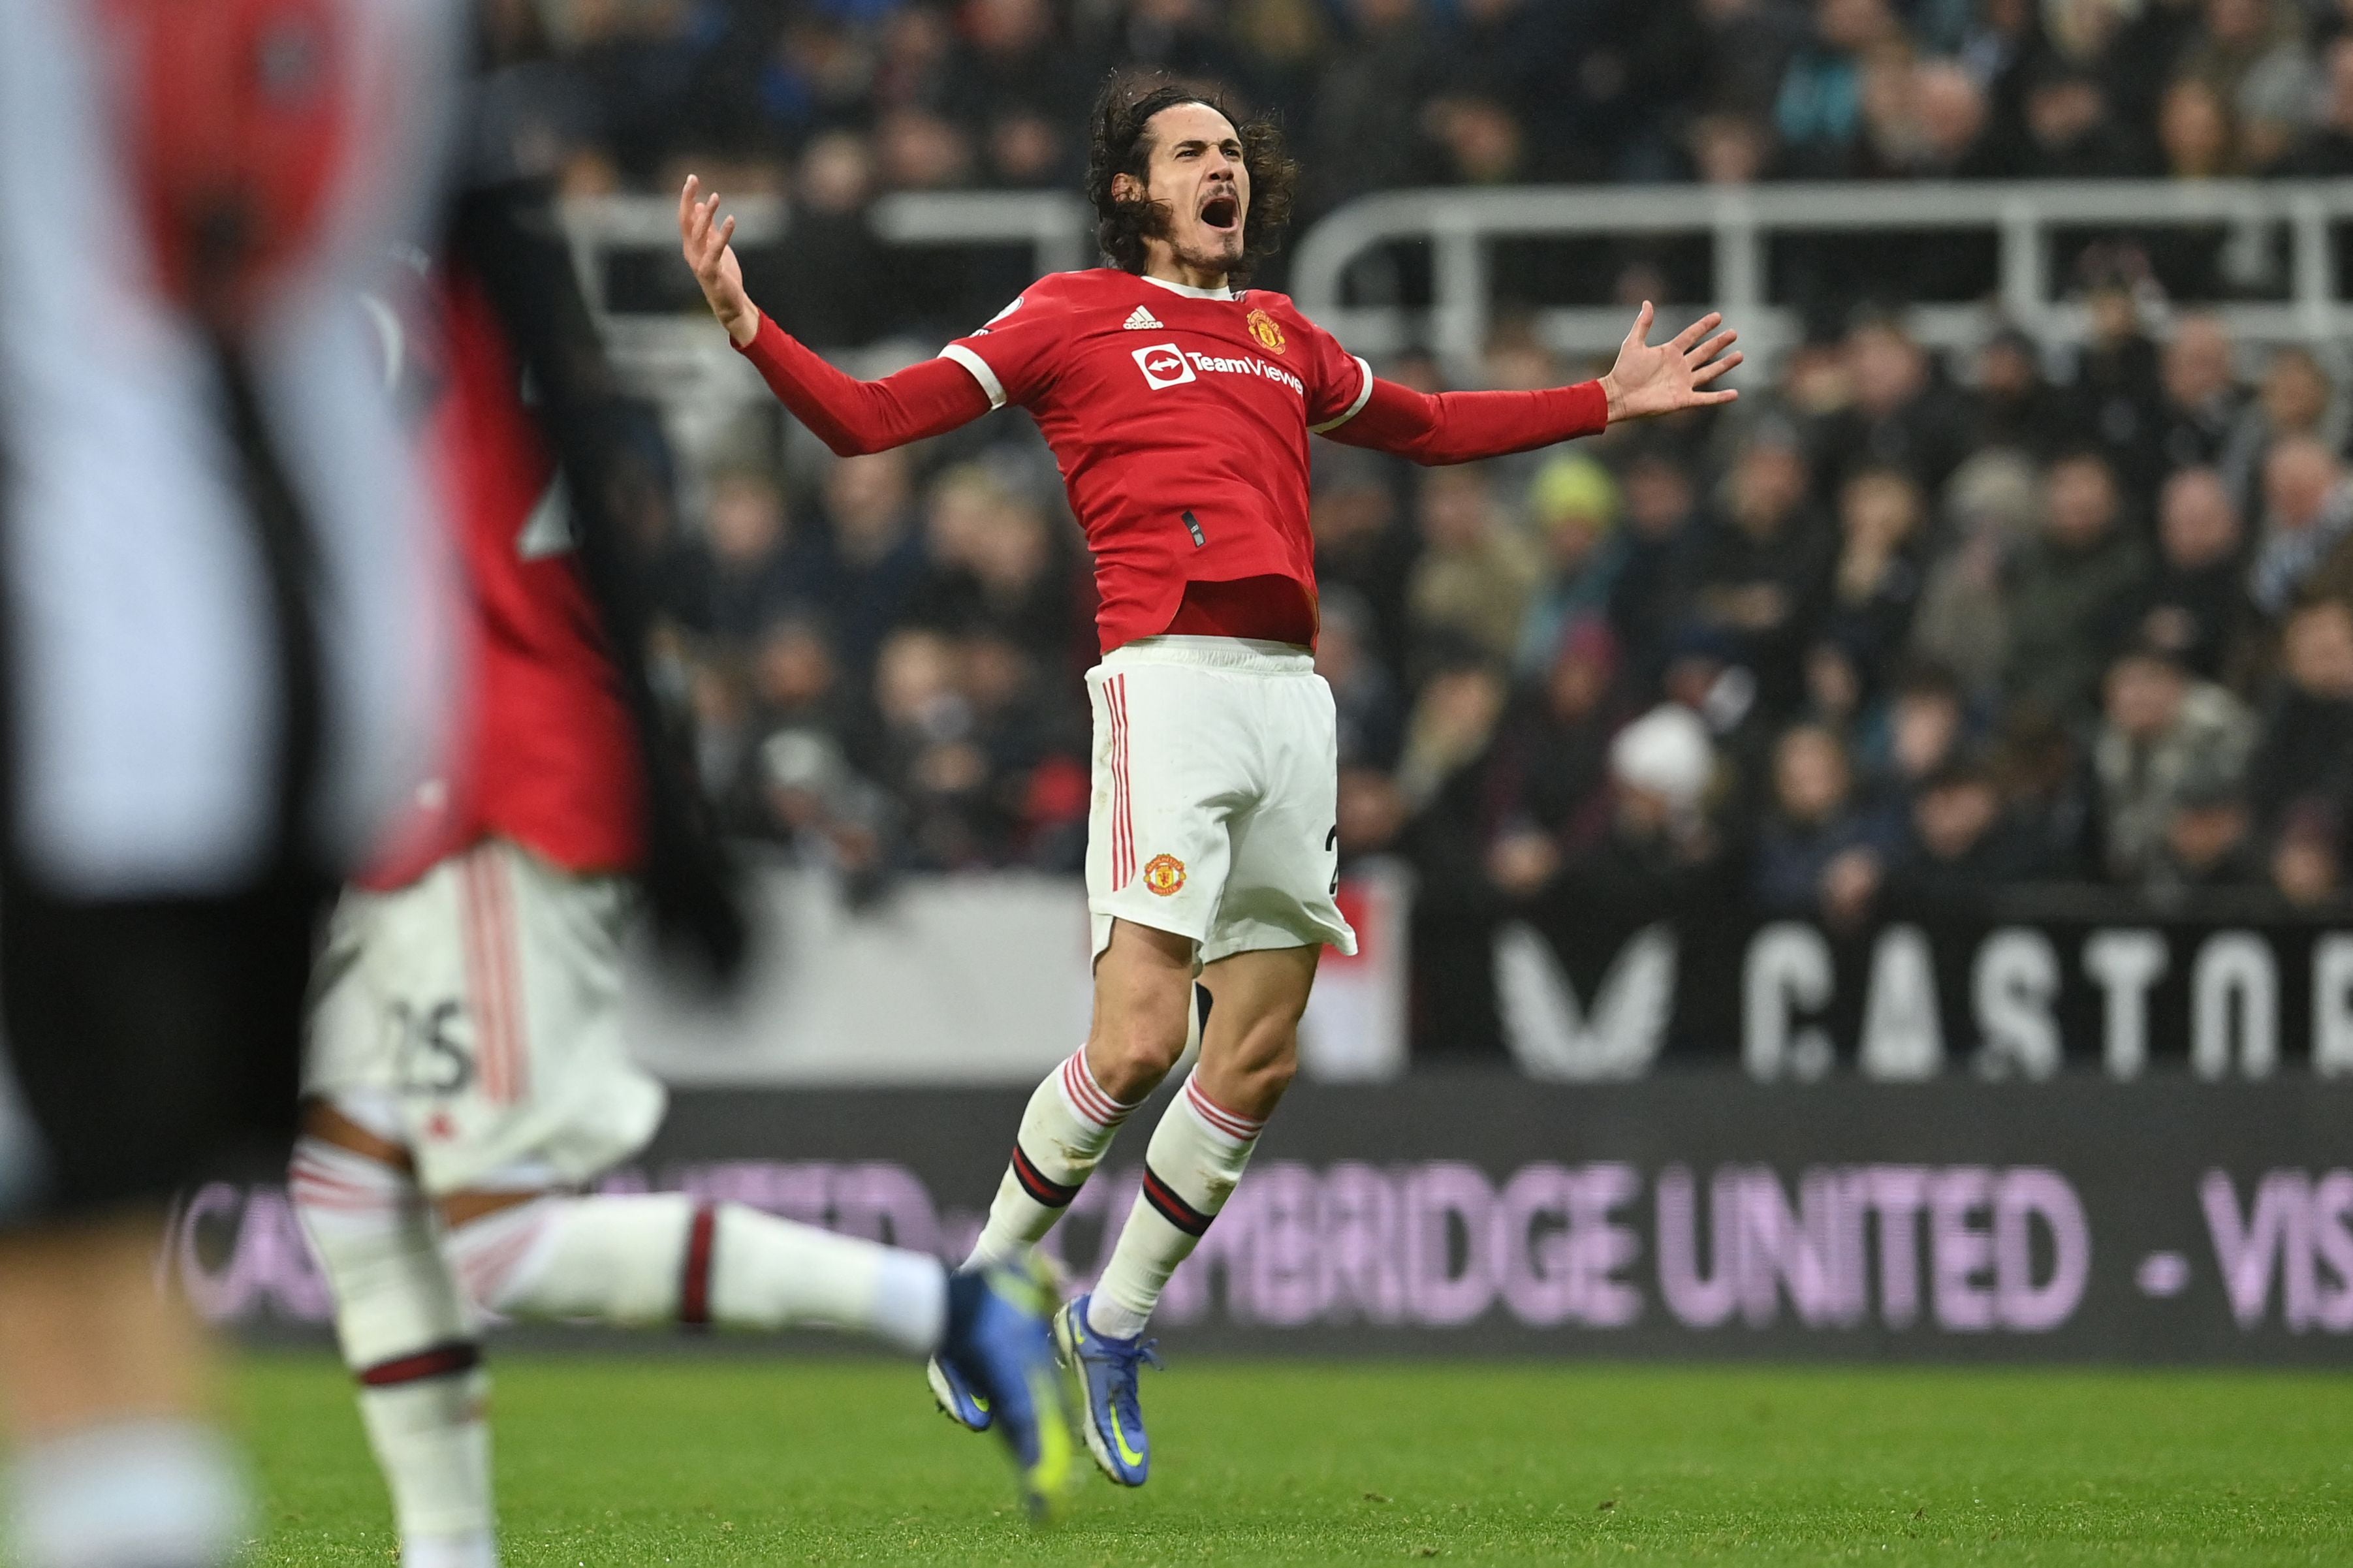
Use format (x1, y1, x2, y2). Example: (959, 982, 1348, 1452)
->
(516, 0, 2353, 922)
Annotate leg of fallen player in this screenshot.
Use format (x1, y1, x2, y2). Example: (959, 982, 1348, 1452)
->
(0, 1219, 246, 1568)
(1056, 942, 1318, 1485)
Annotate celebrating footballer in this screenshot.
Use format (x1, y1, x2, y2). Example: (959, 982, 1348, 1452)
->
(682, 74, 1741, 1492)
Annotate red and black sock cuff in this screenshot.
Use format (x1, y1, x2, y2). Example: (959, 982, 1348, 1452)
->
(680, 1202, 718, 1327)
(1141, 1163, 1214, 1238)
(357, 1341, 481, 1388)
(1011, 1143, 1080, 1209)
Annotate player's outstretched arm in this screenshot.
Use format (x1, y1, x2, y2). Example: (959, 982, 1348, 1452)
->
(678, 176, 990, 456)
(1325, 304, 1740, 466)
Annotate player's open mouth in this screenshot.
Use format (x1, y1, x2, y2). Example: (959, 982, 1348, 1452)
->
(1200, 193, 1239, 232)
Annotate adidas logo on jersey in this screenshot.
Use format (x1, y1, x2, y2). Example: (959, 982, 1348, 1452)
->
(1123, 306, 1165, 330)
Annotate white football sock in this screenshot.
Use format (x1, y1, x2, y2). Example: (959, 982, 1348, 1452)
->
(291, 1138, 495, 1560)
(448, 1193, 947, 1355)
(1088, 1069, 1264, 1341)
(7, 1419, 247, 1568)
(966, 1045, 1149, 1270)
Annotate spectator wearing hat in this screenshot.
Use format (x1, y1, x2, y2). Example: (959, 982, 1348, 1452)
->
(2145, 762, 2266, 898)
(1515, 454, 1627, 676)
(1553, 702, 1728, 910)
(2093, 638, 2258, 885)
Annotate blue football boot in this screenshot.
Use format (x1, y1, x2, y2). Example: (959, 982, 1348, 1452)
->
(926, 1349, 992, 1431)
(937, 1259, 1077, 1521)
(1053, 1294, 1161, 1486)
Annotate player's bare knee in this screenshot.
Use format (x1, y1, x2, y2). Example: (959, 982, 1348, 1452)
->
(1092, 1012, 1188, 1099)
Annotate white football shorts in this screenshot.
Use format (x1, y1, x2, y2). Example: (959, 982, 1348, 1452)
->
(1086, 635, 1357, 965)
(303, 837, 665, 1196)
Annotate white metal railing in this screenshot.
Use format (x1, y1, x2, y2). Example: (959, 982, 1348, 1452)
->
(562, 179, 2353, 415)
(1290, 179, 2353, 377)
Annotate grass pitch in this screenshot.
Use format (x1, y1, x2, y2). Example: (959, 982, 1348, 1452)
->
(240, 1353, 2352, 1565)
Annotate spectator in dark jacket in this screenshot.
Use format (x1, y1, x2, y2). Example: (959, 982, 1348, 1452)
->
(2004, 450, 2154, 720)
(2137, 466, 2258, 685)
(1752, 721, 1904, 921)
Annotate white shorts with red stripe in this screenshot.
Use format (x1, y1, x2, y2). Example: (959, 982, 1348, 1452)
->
(302, 837, 664, 1195)
(1085, 635, 1355, 966)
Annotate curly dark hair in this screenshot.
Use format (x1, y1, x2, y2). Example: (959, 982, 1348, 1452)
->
(1086, 76, 1297, 284)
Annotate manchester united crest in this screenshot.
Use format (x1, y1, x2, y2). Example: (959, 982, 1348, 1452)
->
(1143, 853, 1188, 896)
(1245, 308, 1287, 355)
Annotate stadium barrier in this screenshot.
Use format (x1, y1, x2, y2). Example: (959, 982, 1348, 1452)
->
(560, 179, 2353, 411)
(182, 1078, 2353, 1362)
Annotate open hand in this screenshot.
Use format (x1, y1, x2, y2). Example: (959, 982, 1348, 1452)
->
(1600, 304, 1742, 422)
(679, 174, 757, 346)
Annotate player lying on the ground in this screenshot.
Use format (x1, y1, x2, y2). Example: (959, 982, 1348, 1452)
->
(291, 168, 1073, 1568)
(680, 73, 1739, 1490)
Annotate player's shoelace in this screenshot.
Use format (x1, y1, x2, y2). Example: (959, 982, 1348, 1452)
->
(1090, 1335, 1162, 1438)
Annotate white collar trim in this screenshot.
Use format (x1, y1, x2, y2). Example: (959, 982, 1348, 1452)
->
(1141, 274, 1235, 301)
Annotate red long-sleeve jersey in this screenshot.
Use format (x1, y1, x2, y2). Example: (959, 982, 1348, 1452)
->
(735, 269, 1609, 651)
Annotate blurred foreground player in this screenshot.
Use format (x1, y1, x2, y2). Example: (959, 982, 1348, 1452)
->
(683, 75, 1743, 1486)
(0, 2, 460, 1565)
(289, 93, 1071, 1563)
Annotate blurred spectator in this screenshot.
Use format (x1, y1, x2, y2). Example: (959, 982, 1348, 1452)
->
(2245, 598, 2353, 836)
(1910, 451, 2038, 696)
(2138, 467, 2256, 683)
(1776, 0, 1899, 166)
(1310, 0, 1445, 208)
(1407, 465, 1542, 669)
(2175, 0, 2318, 171)
(2224, 345, 2343, 507)
(1514, 455, 1626, 675)
(2004, 450, 2153, 719)
(2145, 764, 2265, 895)
(1607, 447, 1703, 683)
(1884, 757, 2039, 903)
(2149, 314, 2249, 485)
(1318, 586, 1405, 770)
(1481, 619, 1632, 896)
(1824, 464, 1927, 678)
(1963, 327, 2072, 460)
(1814, 315, 1972, 494)
(819, 449, 928, 671)
(1690, 428, 1834, 712)
(1872, 660, 1970, 797)
(697, 468, 825, 642)
(1752, 721, 1903, 921)
(2275, 36, 2353, 173)
(2092, 638, 2257, 883)
(2270, 798, 2347, 907)
(1558, 702, 1727, 905)
(2250, 435, 2353, 615)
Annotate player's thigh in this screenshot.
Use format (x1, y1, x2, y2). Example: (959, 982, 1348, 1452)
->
(1, 866, 325, 1224)
(1203, 674, 1353, 966)
(1084, 659, 1247, 962)
(303, 839, 663, 1197)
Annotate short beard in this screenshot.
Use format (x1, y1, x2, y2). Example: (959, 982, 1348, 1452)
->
(1124, 193, 1244, 278)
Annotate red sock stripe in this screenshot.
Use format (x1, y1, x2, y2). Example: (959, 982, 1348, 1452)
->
(358, 1341, 480, 1387)
(1059, 1051, 1130, 1129)
(1009, 1143, 1080, 1208)
(1183, 1076, 1263, 1142)
(1141, 1165, 1214, 1238)
(680, 1203, 717, 1327)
